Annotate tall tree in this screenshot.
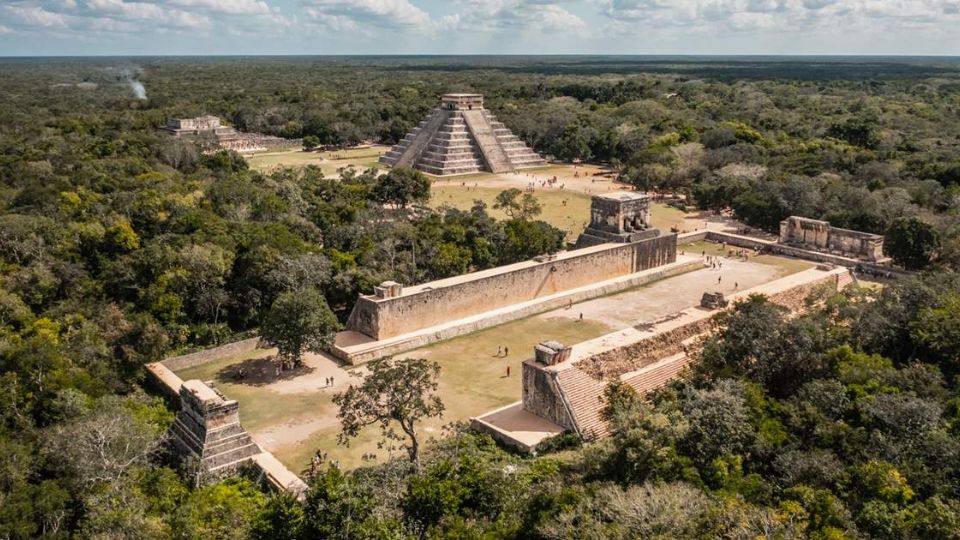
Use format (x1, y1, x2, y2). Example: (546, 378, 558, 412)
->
(370, 168, 430, 209)
(885, 217, 940, 270)
(333, 358, 444, 472)
(493, 188, 542, 220)
(260, 288, 340, 365)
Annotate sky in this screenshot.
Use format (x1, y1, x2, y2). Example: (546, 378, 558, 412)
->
(0, 0, 959, 57)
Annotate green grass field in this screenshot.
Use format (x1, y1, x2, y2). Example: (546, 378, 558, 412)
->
(430, 185, 592, 241)
(246, 146, 387, 175)
(430, 185, 695, 242)
(174, 314, 611, 472)
(682, 240, 815, 275)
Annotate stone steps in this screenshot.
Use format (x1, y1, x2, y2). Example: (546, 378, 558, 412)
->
(383, 100, 545, 175)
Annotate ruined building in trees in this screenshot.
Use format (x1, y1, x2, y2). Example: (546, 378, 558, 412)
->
(379, 94, 545, 175)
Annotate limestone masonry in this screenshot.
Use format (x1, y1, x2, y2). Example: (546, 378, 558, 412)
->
(779, 216, 885, 262)
(379, 94, 545, 175)
(345, 233, 677, 341)
(169, 379, 262, 474)
(475, 267, 856, 449)
(163, 115, 293, 153)
(576, 191, 654, 247)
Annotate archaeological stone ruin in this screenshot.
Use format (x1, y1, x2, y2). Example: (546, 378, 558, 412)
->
(344, 232, 677, 343)
(474, 266, 856, 449)
(169, 379, 262, 474)
(576, 191, 655, 247)
(379, 94, 544, 175)
(779, 216, 885, 262)
(163, 115, 292, 153)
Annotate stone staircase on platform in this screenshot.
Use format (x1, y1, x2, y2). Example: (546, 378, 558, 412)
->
(379, 94, 544, 176)
(169, 379, 261, 474)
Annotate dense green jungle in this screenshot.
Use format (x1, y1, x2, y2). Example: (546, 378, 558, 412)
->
(1, 56, 960, 538)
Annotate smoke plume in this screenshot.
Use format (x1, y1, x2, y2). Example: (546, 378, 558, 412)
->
(129, 80, 147, 100)
(113, 67, 147, 100)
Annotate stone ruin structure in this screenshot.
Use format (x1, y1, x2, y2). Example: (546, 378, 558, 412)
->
(379, 94, 545, 175)
(473, 266, 855, 449)
(343, 233, 677, 344)
(163, 115, 293, 153)
(576, 192, 655, 247)
(779, 216, 885, 262)
(700, 291, 728, 309)
(169, 379, 261, 474)
(164, 115, 226, 135)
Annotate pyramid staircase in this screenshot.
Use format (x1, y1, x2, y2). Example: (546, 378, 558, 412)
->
(380, 94, 545, 176)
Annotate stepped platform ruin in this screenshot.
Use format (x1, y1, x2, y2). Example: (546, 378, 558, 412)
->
(169, 379, 262, 474)
(146, 361, 308, 496)
(379, 94, 545, 176)
(163, 115, 294, 153)
(576, 191, 655, 247)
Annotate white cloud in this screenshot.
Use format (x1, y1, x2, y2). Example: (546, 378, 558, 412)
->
(597, 0, 960, 35)
(168, 0, 271, 15)
(444, 0, 588, 34)
(301, 0, 430, 29)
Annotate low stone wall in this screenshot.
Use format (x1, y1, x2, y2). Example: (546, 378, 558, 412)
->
(347, 235, 678, 341)
(144, 362, 184, 399)
(162, 337, 261, 372)
(334, 259, 702, 364)
(576, 270, 847, 382)
(680, 230, 899, 271)
(579, 318, 713, 381)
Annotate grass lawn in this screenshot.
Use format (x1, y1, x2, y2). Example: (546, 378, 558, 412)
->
(649, 204, 691, 232)
(246, 146, 387, 175)
(430, 185, 592, 242)
(682, 240, 815, 276)
(431, 184, 698, 243)
(174, 314, 611, 473)
(277, 314, 610, 471)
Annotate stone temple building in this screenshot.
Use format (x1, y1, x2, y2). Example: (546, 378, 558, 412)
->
(169, 379, 261, 474)
(379, 94, 545, 175)
(779, 216, 885, 262)
(163, 115, 292, 153)
(575, 192, 657, 247)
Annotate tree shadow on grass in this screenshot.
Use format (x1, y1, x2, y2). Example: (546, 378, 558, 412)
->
(215, 355, 315, 387)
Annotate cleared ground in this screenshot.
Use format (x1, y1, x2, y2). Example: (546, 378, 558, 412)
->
(246, 145, 388, 174)
(430, 185, 697, 242)
(176, 316, 609, 472)
(173, 244, 812, 473)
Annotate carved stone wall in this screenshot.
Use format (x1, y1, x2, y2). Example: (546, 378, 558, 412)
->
(779, 216, 884, 262)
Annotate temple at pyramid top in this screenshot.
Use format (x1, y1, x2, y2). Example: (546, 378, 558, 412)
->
(379, 93, 545, 176)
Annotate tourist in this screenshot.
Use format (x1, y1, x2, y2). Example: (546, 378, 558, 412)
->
(718, 275, 722, 284)
(507, 366, 511, 377)
(505, 346, 509, 356)
(579, 312, 584, 321)
(497, 345, 502, 356)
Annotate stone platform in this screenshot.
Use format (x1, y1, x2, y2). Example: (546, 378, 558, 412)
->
(379, 94, 544, 176)
(473, 266, 855, 451)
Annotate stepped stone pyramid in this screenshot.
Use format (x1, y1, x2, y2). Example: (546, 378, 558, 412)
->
(169, 379, 261, 474)
(379, 94, 545, 176)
